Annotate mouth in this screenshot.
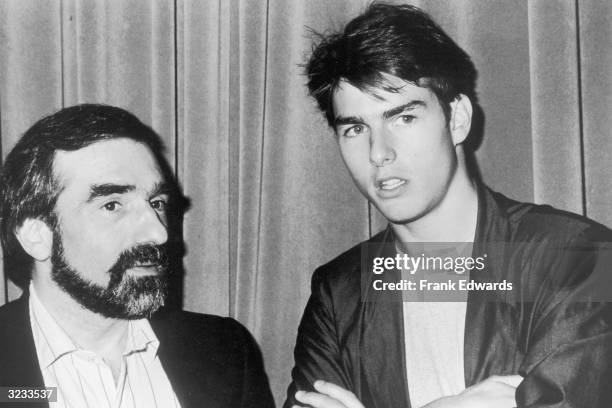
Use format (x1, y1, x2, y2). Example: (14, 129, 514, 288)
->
(375, 177, 408, 198)
(378, 178, 407, 190)
(127, 265, 160, 275)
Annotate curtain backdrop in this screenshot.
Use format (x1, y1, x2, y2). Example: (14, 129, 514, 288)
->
(1, 0, 610, 405)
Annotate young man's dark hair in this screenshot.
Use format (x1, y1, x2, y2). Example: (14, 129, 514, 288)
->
(306, 2, 477, 126)
(286, 3, 612, 408)
(0, 104, 168, 285)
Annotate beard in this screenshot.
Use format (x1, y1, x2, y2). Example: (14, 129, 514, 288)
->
(50, 231, 168, 319)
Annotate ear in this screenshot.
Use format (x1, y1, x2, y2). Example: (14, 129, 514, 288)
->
(449, 94, 473, 146)
(15, 219, 53, 261)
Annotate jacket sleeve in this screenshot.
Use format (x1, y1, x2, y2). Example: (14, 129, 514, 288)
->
(283, 267, 353, 408)
(516, 232, 612, 407)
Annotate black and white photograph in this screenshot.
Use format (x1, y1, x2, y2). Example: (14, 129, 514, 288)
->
(0, 1, 611, 407)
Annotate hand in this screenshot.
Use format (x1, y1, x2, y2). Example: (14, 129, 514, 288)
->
(293, 380, 364, 408)
(424, 375, 523, 408)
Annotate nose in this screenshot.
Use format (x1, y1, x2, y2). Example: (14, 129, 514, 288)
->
(369, 128, 396, 167)
(136, 204, 168, 246)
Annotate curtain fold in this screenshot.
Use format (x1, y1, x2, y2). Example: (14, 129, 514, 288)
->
(1, 1, 610, 405)
(528, 0, 583, 214)
(179, 0, 232, 315)
(580, 1, 612, 226)
(230, 0, 270, 325)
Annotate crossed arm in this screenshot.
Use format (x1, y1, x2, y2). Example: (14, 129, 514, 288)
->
(285, 246, 612, 408)
(292, 376, 522, 408)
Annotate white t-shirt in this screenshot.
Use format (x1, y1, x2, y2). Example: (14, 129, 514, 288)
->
(400, 243, 471, 407)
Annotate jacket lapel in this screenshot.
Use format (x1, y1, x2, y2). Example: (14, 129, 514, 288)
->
(151, 312, 208, 407)
(463, 186, 513, 386)
(359, 228, 411, 408)
(0, 294, 48, 407)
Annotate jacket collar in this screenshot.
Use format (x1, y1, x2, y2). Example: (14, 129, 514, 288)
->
(359, 185, 514, 407)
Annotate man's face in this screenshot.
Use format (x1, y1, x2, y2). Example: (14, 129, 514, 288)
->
(332, 76, 460, 225)
(50, 138, 170, 318)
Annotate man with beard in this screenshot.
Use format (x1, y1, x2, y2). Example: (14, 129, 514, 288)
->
(0, 104, 274, 408)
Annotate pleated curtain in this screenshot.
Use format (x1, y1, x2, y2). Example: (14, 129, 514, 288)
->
(1, 1, 610, 404)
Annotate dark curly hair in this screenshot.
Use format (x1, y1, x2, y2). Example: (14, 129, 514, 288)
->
(306, 2, 477, 127)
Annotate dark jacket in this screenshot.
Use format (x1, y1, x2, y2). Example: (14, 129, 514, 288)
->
(285, 186, 612, 408)
(0, 295, 275, 408)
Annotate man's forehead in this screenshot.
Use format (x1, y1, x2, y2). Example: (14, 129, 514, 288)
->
(332, 79, 434, 118)
(52, 138, 163, 193)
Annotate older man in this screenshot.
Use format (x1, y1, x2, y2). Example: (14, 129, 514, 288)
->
(0, 104, 274, 408)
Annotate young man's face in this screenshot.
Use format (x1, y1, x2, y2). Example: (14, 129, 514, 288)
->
(332, 77, 462, 225)
(50, 138, 170, 317)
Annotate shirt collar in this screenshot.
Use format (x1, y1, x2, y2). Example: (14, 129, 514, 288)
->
(29, 282, 160, 367)
(29, 282, 78, 368)
(124, 318, 160, 362)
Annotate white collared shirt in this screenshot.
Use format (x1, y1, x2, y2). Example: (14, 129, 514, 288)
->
(28, 283, 182, 408)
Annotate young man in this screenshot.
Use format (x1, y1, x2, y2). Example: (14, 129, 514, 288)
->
(285, 4, 612, 408)
(0, 104, 274, 408)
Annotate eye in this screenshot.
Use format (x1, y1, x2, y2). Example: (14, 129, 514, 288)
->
(150, 197, 168, 213)
(102, 201, 122, 212)
(396, 115, 415, 125)
(343, 124, 368, 138)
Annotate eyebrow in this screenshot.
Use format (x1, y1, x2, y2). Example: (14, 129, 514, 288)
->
(86, 181, 170, 202)
(87, 184, 135, 202)
(333, 115, 365, 128)
(333, 100, 427, 129)
(381, 100, 426, 119)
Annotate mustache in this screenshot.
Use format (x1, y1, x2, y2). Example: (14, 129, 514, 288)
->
(114, 244, 168, 270)
(108, 244, 169, 286)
